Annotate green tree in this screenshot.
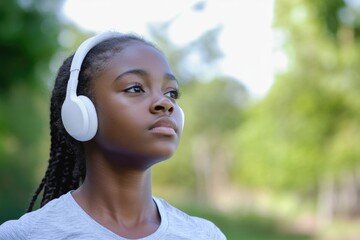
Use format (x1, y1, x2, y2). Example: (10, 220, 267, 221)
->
(0, 0, 63, 222)
(233, 0, 360, 222)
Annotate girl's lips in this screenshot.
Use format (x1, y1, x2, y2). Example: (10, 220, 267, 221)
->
(149, 117, 178, 135)
(149, 126, 176, 135)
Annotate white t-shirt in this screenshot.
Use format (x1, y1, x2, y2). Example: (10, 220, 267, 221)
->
(0, 192, 226, 240)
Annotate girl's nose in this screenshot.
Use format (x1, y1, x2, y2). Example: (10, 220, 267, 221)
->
(150, 96, 174, 114)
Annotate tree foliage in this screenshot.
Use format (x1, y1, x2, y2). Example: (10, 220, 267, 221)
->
(0, 0, 62, 91)
(0, 0, 62, 222)
(233, 0, 360, 197)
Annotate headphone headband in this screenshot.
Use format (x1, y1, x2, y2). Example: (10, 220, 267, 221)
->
(67, 32, 123, 95)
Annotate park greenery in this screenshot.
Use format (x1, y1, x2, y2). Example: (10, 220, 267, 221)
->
(1, 0, 360, 239)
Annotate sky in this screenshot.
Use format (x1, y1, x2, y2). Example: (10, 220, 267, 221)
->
(62, 0, 281, 97)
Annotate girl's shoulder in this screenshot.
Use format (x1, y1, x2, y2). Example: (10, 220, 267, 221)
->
(0, 192, 72, 240)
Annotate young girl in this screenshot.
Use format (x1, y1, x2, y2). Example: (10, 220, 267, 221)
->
(0, 32, 226, 239)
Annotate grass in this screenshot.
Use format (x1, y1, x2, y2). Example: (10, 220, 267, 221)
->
(179, 203, 314, 240)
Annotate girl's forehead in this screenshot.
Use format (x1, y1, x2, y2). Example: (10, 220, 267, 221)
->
(110, 42, 170, 68)
(121, 42, 163, 58)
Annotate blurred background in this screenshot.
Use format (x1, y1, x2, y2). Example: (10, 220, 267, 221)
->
(1, 0, 360, 239)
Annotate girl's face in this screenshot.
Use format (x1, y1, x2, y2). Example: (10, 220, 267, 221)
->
(90, 42, 183, 167)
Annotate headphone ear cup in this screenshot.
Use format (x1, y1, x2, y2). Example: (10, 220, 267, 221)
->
(61, 95, 98, 141)
(78, 95, 98, 141)
(180, 107, 185, 130)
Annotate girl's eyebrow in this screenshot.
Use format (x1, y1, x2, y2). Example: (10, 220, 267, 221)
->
(114, 69, 178, 84)
(115, 69, 147, 81)
(164, 73, 178, 83)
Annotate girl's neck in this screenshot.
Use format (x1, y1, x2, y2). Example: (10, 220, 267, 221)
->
(72, 150, 160, 238)
(76, 167, 153, 215)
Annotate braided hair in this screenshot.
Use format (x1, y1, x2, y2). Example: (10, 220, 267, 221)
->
(28, 34, 156, 212)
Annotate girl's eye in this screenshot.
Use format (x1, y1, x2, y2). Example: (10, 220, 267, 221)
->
(165, 89, 181, 99)
(124, 85, 144, 93)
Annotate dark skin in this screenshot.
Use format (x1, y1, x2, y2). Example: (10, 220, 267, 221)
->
(72, 42, 183, 238)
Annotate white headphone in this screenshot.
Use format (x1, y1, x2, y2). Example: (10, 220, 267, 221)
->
(61, 31, 185, 142)
(61, 32, 123, 141)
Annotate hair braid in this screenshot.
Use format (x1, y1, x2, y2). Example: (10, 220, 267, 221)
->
(28, 55, 85, 211)
(28, 34, 155, 212)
